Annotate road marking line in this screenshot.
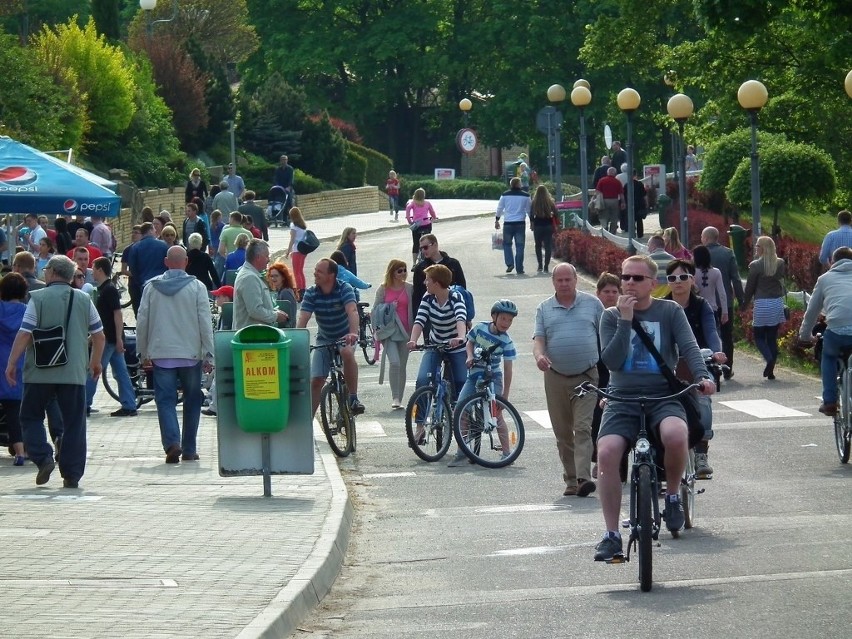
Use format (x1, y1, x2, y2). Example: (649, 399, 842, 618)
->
(524, 410, 552, 428)
(2, 494, 103, 502)
(363, 472, 417, 479)
(358, 420, 387, 437)
(719, 399, 810, 418)
(474, 504, 571, 514)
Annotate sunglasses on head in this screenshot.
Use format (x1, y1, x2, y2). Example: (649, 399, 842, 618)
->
(620, 274, 650, 282)
(666, 273, 692, 282)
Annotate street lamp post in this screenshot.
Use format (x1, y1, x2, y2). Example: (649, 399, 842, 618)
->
(667, 93, 694, 245)
(737, 80, 769, 238)
(617, 88, 641, 253)
(458, 98, 473, 178)
(140, 0, 179, 37)
(547, 84, 566, 201)
(571, 80, 592, 231)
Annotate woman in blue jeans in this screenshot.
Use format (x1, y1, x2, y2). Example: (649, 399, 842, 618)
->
(406, 264, 467, 404)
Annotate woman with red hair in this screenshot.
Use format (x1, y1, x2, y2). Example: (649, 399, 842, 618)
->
(266, 261, 299, 328)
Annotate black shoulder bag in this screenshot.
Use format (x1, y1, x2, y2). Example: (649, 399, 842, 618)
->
(31, 290, 74, 368)
(630, 318, 709, 448)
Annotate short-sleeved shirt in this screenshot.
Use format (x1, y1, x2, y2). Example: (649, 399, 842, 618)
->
(95, 280, 121, 344)
(300, 280, 357, 342)
(466, 321, 516, 374)
(414, 292, 467, 352)
(533, 291, 603, 375)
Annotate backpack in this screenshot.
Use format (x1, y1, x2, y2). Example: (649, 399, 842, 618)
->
(449, 284, 475, 323)
(297, 229, 319, 254)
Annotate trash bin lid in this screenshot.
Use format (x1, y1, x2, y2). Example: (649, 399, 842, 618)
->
(232, 324, 288, 344)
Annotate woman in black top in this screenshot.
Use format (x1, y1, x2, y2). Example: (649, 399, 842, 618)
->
(185, 232, 220, 291)
(530, 184, 557, 273)
(185, 168, 208, 204)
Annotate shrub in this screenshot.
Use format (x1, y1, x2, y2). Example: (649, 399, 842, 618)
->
(400, 178, 506, 201)
(552, 230, 629, 275)
(294, 169, 324, 195)
(348, 142, 393, 187)
(339, 149, 368, 188)
(300, 112, 347, 184)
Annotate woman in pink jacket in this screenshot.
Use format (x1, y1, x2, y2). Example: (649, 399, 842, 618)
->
(405, 188, 437, 266)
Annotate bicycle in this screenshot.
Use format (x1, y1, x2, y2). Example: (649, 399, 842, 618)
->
(577, 380, 703, 592)
(110, 251, 132, 309)
(357, 301, 380, 365)
(310, 339, 356, 457)
(830, 340, 852, 464)
(452, 344, 525, 468)
(101, 326, 183, 409)
(405, 343, 456, 462)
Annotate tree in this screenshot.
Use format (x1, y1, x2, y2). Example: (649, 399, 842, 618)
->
(726, 141, 837, 234)
(299, 112, 347, 184)
(699, 128, 788, 195)
(91, 0, 120, 41)
(33, 17, 136, 152)
(137, 34, 209, 150)
(237, 72, 306, 160)
(127, 0, 258, 67)
(0, 33, 86, 149)
(90, 54, 184, 187)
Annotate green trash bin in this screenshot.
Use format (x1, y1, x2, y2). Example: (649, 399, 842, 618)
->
(231, 325, 291, 433)
(727, 224, 748, 267)
(657, 193, 672, 230)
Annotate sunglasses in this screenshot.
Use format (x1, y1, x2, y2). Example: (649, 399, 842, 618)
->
(666, 273, 692, 283)
(395, 268, 407, 274)
(620, 274, 651, 282)
(419, 244, 433, 250)
(75, 274, 85, 279)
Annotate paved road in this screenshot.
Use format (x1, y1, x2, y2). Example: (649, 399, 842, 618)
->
(290, 216, 852, 638)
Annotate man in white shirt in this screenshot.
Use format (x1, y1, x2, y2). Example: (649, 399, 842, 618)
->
(495, 177, 532, 275)
(24, 214, 45, 254)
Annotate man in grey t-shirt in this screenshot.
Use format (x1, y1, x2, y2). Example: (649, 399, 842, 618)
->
(593, 255, 714, 563)
(533, 263, 603, 498)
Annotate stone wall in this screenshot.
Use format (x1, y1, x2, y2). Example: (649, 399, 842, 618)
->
(112, 185, 385, 248)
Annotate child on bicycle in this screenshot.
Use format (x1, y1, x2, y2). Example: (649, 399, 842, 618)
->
(447, 299, 518, 467)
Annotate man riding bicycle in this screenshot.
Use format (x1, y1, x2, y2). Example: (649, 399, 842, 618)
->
(798, 246, 852, 416)
(594, 255, 715, 562)
(297, 258, 363, 417)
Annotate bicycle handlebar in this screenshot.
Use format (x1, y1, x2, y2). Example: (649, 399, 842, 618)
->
(310, 338, 350, 353)
(575, 380, 704, 404)
(410, 342, 456, 352)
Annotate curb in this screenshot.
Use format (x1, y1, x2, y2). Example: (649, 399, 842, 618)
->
(235, 441, 354, 639)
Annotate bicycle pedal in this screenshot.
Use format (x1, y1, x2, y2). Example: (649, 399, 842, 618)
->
(621, 519, 630, 529)
(606, 554, 626, 564)
(696, 488, 706, 495)
(696, 474, 713, 480)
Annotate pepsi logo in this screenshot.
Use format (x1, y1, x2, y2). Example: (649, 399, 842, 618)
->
(64, 199, 79, 213)
(0, 166, 37, 185)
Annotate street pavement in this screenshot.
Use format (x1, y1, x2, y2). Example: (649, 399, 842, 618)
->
(0, 200, 499, 639)
(0, 201, 738, 638)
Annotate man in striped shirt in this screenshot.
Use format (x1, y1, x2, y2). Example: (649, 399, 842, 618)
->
(297, 258, 363, 416)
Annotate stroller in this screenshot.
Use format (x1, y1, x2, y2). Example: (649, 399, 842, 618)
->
(266, 185, 291, 228)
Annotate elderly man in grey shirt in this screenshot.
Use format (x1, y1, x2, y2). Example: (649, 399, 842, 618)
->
(533, 263, 604, 498)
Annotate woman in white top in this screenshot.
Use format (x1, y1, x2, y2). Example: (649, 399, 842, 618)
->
(692, 244, 728, 328)
(284, 206, 308, 294)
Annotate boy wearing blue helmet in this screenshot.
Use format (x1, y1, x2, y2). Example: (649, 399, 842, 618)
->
(447, 299, 518, 467)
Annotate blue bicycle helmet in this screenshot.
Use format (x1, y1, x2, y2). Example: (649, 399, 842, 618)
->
(490, 299, 518, 317)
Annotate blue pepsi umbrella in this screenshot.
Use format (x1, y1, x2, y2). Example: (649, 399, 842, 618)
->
(0, 136, 121, 217)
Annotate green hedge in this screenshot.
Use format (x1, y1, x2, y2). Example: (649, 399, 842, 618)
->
(340, 149, 368, 187)
(399, 178, 506, 200)
(348, 142, 393, 187)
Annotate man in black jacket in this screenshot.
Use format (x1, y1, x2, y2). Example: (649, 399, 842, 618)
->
(412, 234, 466, 310)
(701, 226, 745, 379)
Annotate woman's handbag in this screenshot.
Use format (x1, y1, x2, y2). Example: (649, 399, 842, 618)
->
(593, 191, 604, 210)
(631, 319, 711, 447)
(31, 292, 74, 368)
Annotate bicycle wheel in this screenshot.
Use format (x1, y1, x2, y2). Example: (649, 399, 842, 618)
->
(113, 273, 132, 309)
(834, 366, 851, 463)
(637, 464, 654, 592)
(454, 393, 525, 469)
(319, 384, 353, 457)
(405, 386, 452, 462)
(102, 362, 144, 409)
(361, 321, 379, 365)
(680, 450, 696, 530)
